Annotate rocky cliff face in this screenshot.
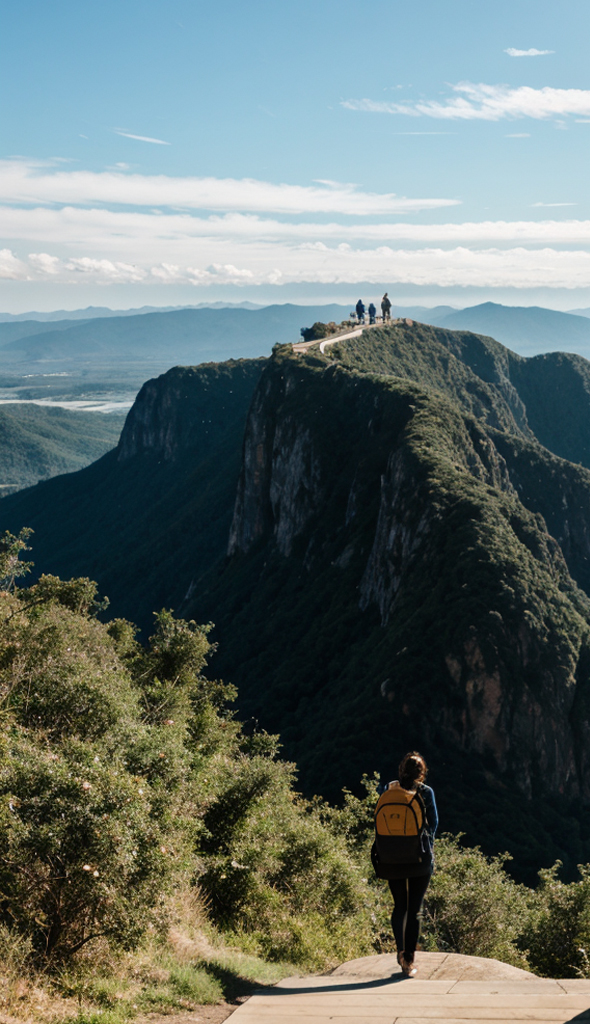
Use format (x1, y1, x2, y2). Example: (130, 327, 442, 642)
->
(216, 340, 590, 818)
(229, 364, 325, 558)
(119, 359, 265, 462)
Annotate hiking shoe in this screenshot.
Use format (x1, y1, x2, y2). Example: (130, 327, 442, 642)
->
(401, 956, 417, 978)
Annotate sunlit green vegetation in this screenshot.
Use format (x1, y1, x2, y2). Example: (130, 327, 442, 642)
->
(0, 530, 590, 1021)
(0, 403, 125, 492)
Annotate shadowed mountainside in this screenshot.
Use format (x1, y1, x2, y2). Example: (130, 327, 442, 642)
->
(0, 359, 264, 625)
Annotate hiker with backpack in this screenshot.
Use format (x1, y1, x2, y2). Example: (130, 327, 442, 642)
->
(371, 751, 438, 978)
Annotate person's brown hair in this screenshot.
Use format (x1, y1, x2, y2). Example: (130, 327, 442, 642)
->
(398, 751, 427, 791)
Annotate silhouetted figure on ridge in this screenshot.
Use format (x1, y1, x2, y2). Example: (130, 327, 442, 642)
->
(355, 299, 366, 324)
(381, 292, 392, 321)
(368, 302, 377, 324)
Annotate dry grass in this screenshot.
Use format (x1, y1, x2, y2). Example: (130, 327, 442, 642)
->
(0, 887, 297, 1024)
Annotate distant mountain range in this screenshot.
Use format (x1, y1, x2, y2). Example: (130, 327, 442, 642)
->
(1, 304, 590, 376)
(0, 301, 263, 322)
(0, 305, 352, 369)
(427, 302, 590, 355)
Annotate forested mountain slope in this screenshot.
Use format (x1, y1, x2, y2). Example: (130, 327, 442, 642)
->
(5, 324, 590, 880)
(0, 359, 264, 625)
(0, 403, 125, 492)
(183, 336, 590, 878)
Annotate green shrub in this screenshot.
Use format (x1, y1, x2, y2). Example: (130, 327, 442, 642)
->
(520, 862, 590, 977)
(0, 583, 212, 963)
(196, 754, 376, 968)
(420, 835, 530, 967)
(300, 322, 340, 342)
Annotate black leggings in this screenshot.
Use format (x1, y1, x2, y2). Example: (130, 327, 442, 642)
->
(388, 873, 431, 959)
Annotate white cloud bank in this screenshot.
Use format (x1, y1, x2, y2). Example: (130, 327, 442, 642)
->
(6, 205, 590, 248)
(0, 160, 458, 216)
(504, 48, 554, 57)
(2, 160, 590, 296)
(343, 83, 590, 121)
(4, 244, 590, 290)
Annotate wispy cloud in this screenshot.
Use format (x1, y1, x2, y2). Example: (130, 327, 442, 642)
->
(0, 160, 460, 216)
(532, 202, 576, 207)
(343, 83, 590, 121)
(506, 133, 531, 137)
(504, 48, 554, 57)
(114, 130, 171, 145)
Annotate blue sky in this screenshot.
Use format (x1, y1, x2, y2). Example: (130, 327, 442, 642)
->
(2, 0, 590, 311)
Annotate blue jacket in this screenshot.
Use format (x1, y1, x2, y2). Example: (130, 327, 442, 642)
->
(417, 783, 438, 854)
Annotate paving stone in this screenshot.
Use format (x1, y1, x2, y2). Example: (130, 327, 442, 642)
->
(228, 954, 590, 1023)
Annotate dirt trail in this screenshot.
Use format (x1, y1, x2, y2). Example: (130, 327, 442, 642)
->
(136, 1005, 236, 1024)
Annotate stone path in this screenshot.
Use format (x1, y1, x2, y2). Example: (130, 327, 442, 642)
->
(292, 318, 414, 355)
(226, 952, 590, 1024)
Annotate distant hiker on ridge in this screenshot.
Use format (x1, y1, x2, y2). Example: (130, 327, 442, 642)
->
(371, 751, 438, 978)
(368, 302, 377, 324)
(381, 292, 391, 321)
(355, 299, 366, 324)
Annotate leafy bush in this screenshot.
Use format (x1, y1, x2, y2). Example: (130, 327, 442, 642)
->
(0, 567, 224, 964)
(0, 584, 188, 961)
(519, 862, 590, 977)
(300, 321, 339, 342)
(420, 835, 530, 967)
(196, 749, 376, 968)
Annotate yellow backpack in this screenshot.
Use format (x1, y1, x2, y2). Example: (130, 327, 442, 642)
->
(372, 782, 426, 877)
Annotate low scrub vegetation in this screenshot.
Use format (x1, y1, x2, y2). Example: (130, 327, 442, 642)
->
(299, 320, 341, 342)
(1, 530, 590, 1021)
